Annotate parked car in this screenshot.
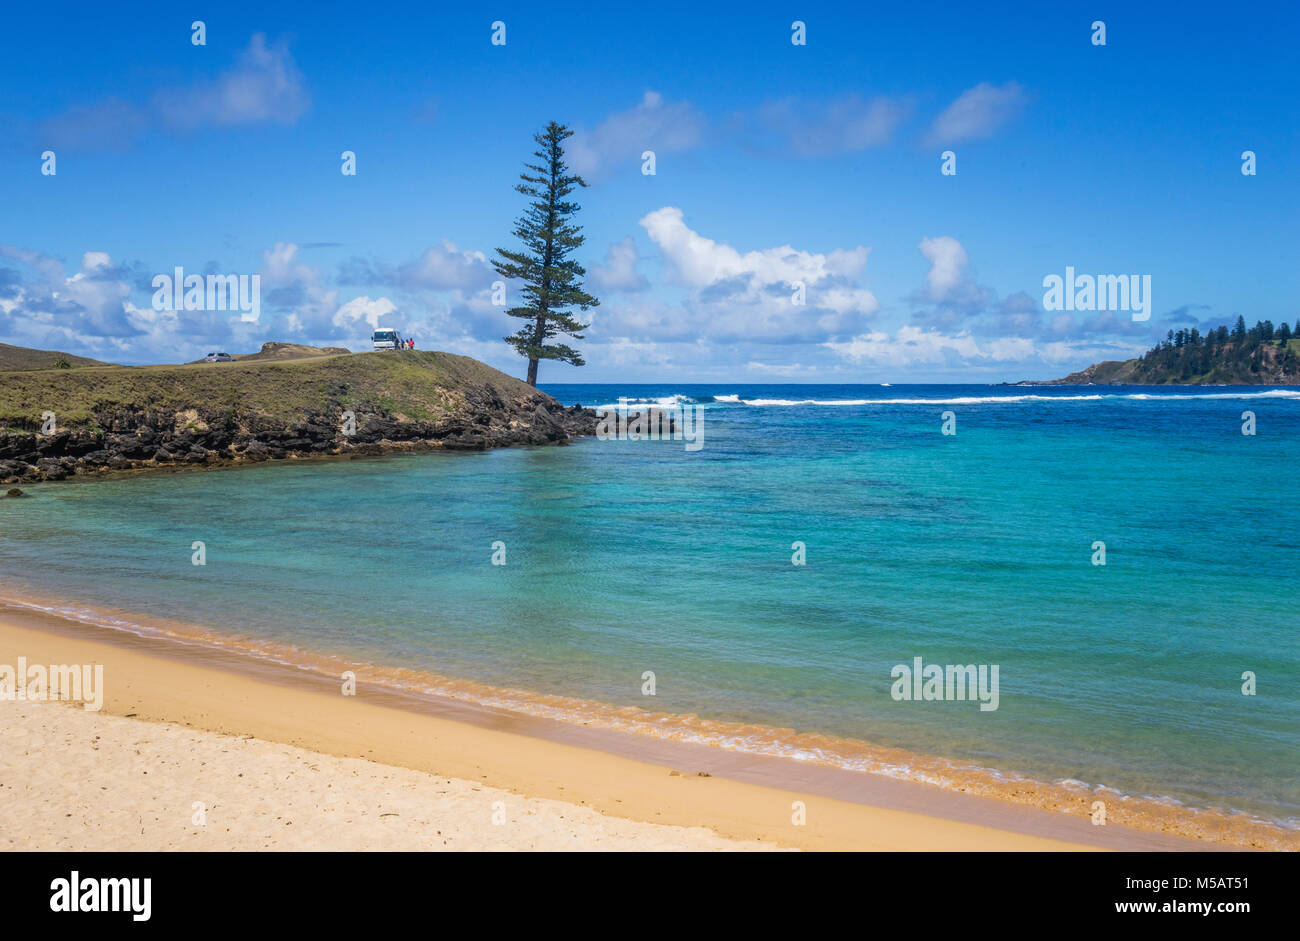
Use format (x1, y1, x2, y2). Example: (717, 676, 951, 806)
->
(204, 352, 234, 362)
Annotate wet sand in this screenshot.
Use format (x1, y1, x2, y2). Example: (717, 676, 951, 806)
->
(0, 603, 1273, 851)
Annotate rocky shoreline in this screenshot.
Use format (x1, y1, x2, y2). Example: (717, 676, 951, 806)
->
(0, 397, 600, 484)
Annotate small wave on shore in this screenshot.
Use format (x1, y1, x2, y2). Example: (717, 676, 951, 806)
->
(2, 587, 1295, 851)
(596, 388, 1300, 409)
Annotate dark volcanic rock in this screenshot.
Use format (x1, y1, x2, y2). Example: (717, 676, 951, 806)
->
(80, 449, 116, 467)
(0, 384, 600, 483)
(35, 457, 72, 480)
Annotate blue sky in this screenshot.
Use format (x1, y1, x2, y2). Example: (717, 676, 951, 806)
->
(1, 0, 1297, 381)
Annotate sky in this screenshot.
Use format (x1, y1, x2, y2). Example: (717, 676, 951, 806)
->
(1, 0, 1297, 382)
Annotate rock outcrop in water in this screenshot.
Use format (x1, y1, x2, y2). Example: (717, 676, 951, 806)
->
(0, 346, 599, 483)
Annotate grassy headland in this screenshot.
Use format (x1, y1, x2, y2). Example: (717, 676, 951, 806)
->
(0, 344, 596, 483)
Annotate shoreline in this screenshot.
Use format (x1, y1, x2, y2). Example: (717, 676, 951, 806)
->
(0, 430, 590, 488)
(0, 594, 1285, 851)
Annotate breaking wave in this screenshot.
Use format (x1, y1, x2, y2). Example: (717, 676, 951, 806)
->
(599, 389, 1300, 409)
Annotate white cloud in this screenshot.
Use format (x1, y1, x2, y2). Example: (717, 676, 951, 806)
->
(595, 336, 674, 367)
(0, 247, 139, 341)
(0, 247, 194, 357)
(918, 236, 969, 301)
(826, 327, 983, 365)
(825, 326, 1144, 368)
(568, 91, 703, 178)
(155, 34, 309, 128)
(0, 245, 67, 284)
(926, 82, 1027, 145)
(80, 252, 113, 273)
(335, 241, 510, 345)
(259, 242, 339, 332)
(333, 296, 398, 331)
(398, 241, 492, 291)
(640, 207, 869, 289)
(584, 208, 878, 345)
(588, 238, 648, 293)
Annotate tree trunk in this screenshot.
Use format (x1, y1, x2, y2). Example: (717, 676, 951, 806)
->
(526, 310, 546, 386)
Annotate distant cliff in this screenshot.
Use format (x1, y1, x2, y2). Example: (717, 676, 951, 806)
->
(1038, 318, 1300, 385)
(0, 345, 598, 483)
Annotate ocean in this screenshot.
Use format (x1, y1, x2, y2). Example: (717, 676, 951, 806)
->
(2, 384, 1297, 834)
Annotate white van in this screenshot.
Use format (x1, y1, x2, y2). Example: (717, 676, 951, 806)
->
(371, 328, 403, 350)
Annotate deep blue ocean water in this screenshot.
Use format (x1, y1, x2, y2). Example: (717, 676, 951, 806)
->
(2, 384, 1297, 824)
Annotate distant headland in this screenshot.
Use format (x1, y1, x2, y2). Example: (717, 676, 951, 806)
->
(1026, 317, 1300, 385)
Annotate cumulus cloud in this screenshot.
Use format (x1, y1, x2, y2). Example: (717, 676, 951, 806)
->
(568, 91, 704, 178)
(925, 82, 1027, 145)
(588, 238, 648, 293)
(0, 247, 185, 355)
(826, 326, 983, 365)
(919, 236, 969, 301)
(642, 207, 869, 289)
(340, 241, 493, 293)
(336, 241, 524, 347)
(259, 241, 338, 333)
(333, 296, 399, 331)
(582, 208, 878, 346)
(0, 238, 1165, 381)
(0, 237, 527, 363)
(0, 240, 447, 361)
(0, 247, 142, 340)
(992, 291, 1041, 335)
(909, 236, 996, 329)
(398, 242, 494, 291)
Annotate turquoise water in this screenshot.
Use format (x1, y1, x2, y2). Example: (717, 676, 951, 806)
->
(1, 384, 1297, 825)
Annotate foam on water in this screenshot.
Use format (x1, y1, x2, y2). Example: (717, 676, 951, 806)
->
(594, 388, 1300, 409)
(3, 587, 1295, 848)
(4, 382, 1299, 839)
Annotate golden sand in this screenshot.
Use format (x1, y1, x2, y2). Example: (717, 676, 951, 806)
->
(1, 598, 1283, 851)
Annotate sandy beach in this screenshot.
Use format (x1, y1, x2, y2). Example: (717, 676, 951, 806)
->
(0, 604, 1265, 852)
(2, 700, 784, 851)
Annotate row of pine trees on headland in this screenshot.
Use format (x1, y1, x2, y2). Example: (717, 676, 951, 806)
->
(1135, 316, 1300, 383)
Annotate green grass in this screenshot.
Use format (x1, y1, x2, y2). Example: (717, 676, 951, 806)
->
(0, 350, 542, 431)
(0, 343, 108, 371)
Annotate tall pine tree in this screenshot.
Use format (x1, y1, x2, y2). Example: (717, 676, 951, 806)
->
(494, 122, 599, 386)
